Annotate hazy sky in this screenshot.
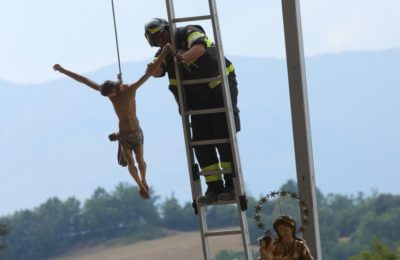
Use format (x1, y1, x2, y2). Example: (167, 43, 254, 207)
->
(1, 0, 400, 84)
(1, 1, 400, 215)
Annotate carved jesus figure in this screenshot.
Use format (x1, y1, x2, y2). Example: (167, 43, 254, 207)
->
(53, 44, 172, 199)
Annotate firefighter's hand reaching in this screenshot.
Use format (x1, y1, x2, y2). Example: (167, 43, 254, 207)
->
(175, 51, 199, 69)
(176, 51, 185, 63)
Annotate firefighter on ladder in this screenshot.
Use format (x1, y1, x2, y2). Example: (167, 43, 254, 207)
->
(144, 18, 241, 203)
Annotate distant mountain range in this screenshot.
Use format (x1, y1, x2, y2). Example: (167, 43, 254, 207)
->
(1, 49, 399, 216)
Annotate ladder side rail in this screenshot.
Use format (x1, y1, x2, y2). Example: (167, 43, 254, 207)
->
(207, 0, 246, 197)
(165, 0, 199, 217)
(208, 1, 253, 259)
(238, 210, 253, 258)
(281, 0, 322, 259)
(165, 1, 211, 259)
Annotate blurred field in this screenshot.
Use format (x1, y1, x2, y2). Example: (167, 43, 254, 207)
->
(52, 230, 257, 260)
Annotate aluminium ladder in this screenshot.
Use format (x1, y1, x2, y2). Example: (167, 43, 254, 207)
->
(165, 0, 253, 259)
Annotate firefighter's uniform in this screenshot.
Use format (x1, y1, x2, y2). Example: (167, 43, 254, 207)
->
(147, 19, 240, 201)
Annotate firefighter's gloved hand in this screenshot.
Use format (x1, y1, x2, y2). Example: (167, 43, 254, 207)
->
(175, 51, 192, 72)
(176, 51, 185, 63)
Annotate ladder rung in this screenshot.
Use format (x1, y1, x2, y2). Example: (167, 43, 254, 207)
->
(191, 138, 230, 146)
(182, 76, 221, 85)
(205, 229, 242, 237)
(187, 107, 226, 116)
(199, 169, 232, 176)
(173, 15, 212, 23)
(198, 200, 236, 206)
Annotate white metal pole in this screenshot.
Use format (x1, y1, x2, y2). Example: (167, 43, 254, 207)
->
(281, 0, 322, 258)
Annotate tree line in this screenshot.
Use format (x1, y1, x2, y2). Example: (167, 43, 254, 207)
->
(0, 180, 399, 259)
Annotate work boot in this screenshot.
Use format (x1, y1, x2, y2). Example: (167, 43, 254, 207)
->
(217, 188, 235, 201)
(197, 181, 223, 204)
(218, 177, 235, 201)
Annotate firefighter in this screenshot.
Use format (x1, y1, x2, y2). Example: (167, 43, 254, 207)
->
(144, 18, 241, 203)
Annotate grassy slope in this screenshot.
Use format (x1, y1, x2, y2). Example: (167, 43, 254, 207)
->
(51, 231, 257, 260)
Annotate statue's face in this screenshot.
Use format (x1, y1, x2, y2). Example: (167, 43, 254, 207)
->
(277, 225, 293, 240)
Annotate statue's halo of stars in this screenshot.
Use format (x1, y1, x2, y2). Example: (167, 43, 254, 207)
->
(254, 190, 310, 235)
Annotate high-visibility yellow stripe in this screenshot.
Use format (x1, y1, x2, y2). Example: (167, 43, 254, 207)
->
(220, 162, 232, 169)
(206, 38, 213, 47)
(202, 163, 220, 171)
(187, 32, 205, 47)
(208, 64, 235, 89)
(169, 79, 177, 86)
(187, 31, 204, 41)
(205, 175, 222, 182)
(148, 26, 163, 34)
(208, 80, 221, 89)
(226, 63, 235, 74)
(187, 31, 214, 48)
(169, 64, 234, 88)
(202, 163, 222, 183)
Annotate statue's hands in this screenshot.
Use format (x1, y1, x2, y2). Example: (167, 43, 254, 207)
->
(146, 62, 163, 77)
(117, 73, 123, 83)
(146, 62, 154, 74)
(53, 64, 65, 72)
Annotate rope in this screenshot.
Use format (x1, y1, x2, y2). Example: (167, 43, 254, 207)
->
(110, 0, 122, 81)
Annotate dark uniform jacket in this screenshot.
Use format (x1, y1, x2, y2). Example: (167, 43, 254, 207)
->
(155, 25, 238, 116)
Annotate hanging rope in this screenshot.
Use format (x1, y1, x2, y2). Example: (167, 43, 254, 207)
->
(111, 0, 122, 81)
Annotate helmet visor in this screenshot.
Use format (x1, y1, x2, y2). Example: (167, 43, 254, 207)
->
(145, 24, 167, 46)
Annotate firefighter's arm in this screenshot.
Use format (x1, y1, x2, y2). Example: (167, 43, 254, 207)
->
(178, 43, 206, 63)
(53, 64, 100, 91)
